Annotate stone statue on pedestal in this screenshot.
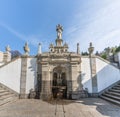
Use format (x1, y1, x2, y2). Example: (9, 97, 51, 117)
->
(56, 24, 63, 39)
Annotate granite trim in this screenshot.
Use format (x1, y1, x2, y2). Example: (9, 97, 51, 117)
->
(90, 56, 98, 93)
(19, 56, 27, 99)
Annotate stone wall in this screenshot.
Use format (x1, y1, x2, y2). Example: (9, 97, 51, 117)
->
(20, 57, 37, 98)
(0, 56, 37, 98)
(81, 57, 92, 93)
(96, 57, 120, 92)
(26, 58, 37, 94)
(0, 55, 119, 99)
(0, 58, 21, 93)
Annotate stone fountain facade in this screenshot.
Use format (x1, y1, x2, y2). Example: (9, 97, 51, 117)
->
(37, 24, 88, 99)
(0, 24, 119, 100)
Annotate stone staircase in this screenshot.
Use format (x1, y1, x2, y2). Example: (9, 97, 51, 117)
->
(100, 81, 120, 105)
(0, 85, 18, 106)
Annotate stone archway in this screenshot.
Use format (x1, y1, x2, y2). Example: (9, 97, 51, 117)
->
(52, 66, 67, 99)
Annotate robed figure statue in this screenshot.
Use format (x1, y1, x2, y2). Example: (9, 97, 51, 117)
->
(56, 24, 63, 39)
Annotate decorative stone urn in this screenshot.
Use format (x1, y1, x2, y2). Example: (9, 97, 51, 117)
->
(23, 42, 30, 56)
(5, 45, 11, 53)
(88, 42, 94, 56)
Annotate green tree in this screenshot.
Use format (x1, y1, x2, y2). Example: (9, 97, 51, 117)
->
(115, 46, 120, 53)
(101, 53, 107, 59)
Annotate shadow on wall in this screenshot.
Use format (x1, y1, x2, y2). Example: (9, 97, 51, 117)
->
(81, 62, 120, 95)
(28, 58, 37, 98)
(96, 63, 120, 93)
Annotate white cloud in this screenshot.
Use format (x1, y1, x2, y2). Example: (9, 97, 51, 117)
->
(65, 0, 120, 53)
(0, 22, 26, 39)
(0, 22, 41, 47)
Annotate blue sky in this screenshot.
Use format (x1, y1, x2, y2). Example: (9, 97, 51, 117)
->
(0, 0, 120, 55)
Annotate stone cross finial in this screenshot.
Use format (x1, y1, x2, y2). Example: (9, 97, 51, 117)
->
(56, 24, 63, 39)
(5, 45, 11, 53)
(88, 42, 94, 56)
(77, 43, 80, 54)
(23, 42, 30, 56)
(38, 43, 42, 55)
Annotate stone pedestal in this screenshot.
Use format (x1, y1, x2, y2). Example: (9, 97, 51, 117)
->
(40, 80, 52, 100)
(71, 90, 88, 99)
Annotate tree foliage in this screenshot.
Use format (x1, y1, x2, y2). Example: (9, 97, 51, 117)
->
(11, 50, 22, 59)
(115, 46, 120, 53)
(101, 54, 107, 59)
(81, 52, 89, 56)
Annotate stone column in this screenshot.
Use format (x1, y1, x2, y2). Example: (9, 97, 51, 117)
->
(40, 65, 52, 100)
(50, 71, 53, 92)
(36, 62, 42, 98)
(66, 67, 71, 99)
(38, 43, 42, 55)
(77, 43, 80, 54)
(90, 57, 98, 94)
(70, 64, 81, 99)
(71, 65, 79, 92)
(88, 42, 98, 96)
(20, 56, 28, 99)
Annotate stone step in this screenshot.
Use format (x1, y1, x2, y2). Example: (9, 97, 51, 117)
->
(0, 95, 16, 101)
(0, 89, 9, 93)
(0, 87, 4, 89)
(100, 95, 120, 105)
(109, 89, 120, 93)
(0, 88, 6, 91)
(115, 84, 120, 87)
(106, 91, 120, 97)
(0, 96, 18, 106)
(100, 81, 120, 105)
(0, 84, 19, 106)
(0, 91, 12, 96)
(102, 93, 120, 101)
(112, 87, 120, 90)
(0, 94, 15, 100)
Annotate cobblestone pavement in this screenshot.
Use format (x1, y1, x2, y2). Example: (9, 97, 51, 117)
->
(0, 98, 120, 117)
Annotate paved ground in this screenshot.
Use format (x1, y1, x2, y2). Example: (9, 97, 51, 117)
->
(0, 98, 120, 117)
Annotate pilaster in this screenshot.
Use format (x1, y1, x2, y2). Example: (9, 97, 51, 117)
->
(20, 56, 28, 99)
(40, 65, 52, 100)
(71, 65, 79, 91)
(90, 56, 98, 95)
(88, 42, 98, 96)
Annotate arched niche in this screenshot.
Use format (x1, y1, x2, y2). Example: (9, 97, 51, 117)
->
(52, 66, 67, 98)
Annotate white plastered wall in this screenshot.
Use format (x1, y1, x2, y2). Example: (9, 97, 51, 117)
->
(26, 57, 37, 94)
(96, 57, 120, 92)
(81, 57, 92, 93)
(0, 58, 21, 93)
